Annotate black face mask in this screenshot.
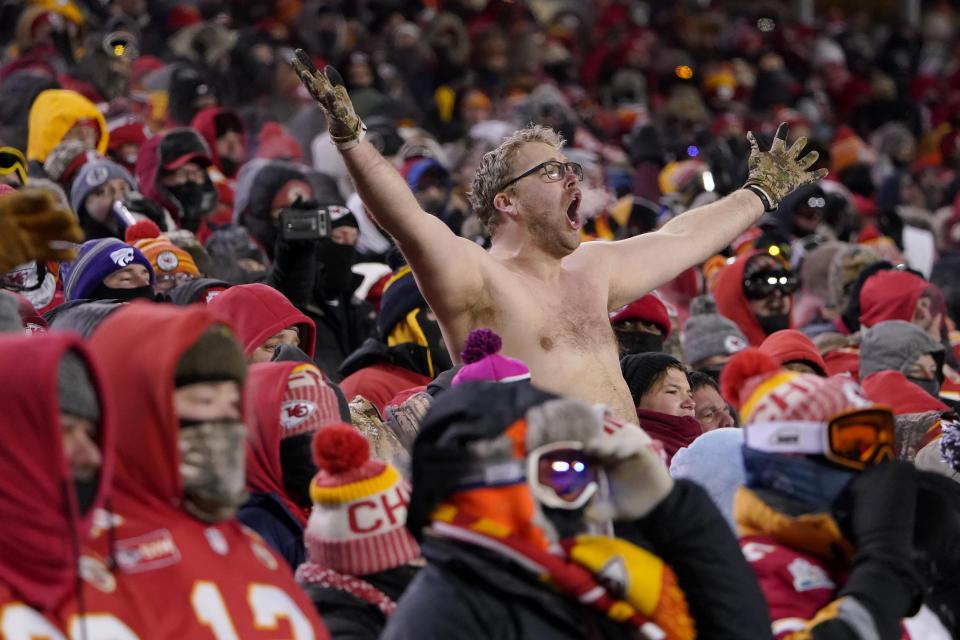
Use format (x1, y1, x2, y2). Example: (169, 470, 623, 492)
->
(168, 180, 217, 230)
(74, 474, 100, 515)
(758, 313, 791, 336)
(316, 238, 357, 299)
(220, 157, 241, 178)
(89, 282, 155, 302)
(279, 433, 319, 508)
(907, 377, 941, 398)
(614, 329, 664, 356)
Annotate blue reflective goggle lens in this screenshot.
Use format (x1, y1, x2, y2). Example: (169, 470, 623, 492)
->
(537, 450, 597, 503)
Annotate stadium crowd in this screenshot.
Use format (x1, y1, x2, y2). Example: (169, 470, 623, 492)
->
(1, 0, 959, 638)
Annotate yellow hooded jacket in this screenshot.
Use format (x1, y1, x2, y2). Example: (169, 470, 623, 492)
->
(26, 90, 108, 162)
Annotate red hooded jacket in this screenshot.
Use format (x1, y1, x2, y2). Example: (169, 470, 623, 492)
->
(190, 106, 246, 179)
(759, 330, 827, 376)
(859, 270, 936, 329)
(714, 250, 794, 346)
(208, 283, 317, 359)
(84, 304, 328, 639)
(243, 361, 341, 526)
(0, 333, 114, 614)
(860, 370, 949, 415)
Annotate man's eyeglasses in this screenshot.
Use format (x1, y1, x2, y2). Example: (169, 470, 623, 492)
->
(498, 160, 583, 193)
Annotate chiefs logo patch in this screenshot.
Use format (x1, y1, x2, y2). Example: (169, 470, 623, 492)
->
(280, 400, 317, 430)
(156, 250, 179, 271)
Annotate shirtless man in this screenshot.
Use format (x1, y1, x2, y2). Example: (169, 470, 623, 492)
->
(292, 53, 826, 420)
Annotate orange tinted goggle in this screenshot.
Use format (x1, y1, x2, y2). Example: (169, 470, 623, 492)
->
(825, 407, 896, 470)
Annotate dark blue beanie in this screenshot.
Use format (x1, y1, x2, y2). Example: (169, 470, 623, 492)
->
(377, 265, 427, 339)
(60, 238, 155, 301)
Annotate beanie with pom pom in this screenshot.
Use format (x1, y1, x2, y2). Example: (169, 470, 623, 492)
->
(451, 328, 530, 386)
(126, 220, 200, 278)
(721, 347, 875, 425)
(304, 423, 419, 575)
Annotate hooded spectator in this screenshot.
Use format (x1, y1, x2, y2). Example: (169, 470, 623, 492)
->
(83, 304, 329, 636)
(26, 89, 107, 163)
(0, 332, 114, 618)
(203, 223, 271, 285)
(106, 121, 150, 174)
(238, 361, 343, 568)
(166, 64, 219, 127)
(208, 282, 317, 363)
(338, 265, 452, 412)
(759, 329, 828, 376)
(681, 294, 749, 379)
(621, 352, 701, 463)
(860, 320, 946, 401)
(609, 294, 672, 356)
(257, 122, 304, 162)
(295, 423, 421, 637)
(859, 270, 948, 341)
(58, 238, 155, 302)
(826, 243, 882, 325)
(165, 277, 231, 306)
(714, 249, 799, 346)
(69, 158, 138, 240)
(191, 106, 247, 180)
(135, 128, 219, 232)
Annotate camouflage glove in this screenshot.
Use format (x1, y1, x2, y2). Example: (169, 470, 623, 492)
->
(290, 49, 366, 150)
(743, 122, 828, 212)
(0, 188, 83, 274)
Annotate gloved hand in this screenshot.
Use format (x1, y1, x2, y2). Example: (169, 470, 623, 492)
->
(0, 188, 83, 274)
(290, 49, 365, 150)
(835, 461, 924, 639)
(384, 391, 433, 450)
(743, 122, 828, 212)
(584, 425, 673, 521)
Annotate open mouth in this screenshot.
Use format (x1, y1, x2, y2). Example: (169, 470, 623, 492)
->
(566, 192, 582, 230)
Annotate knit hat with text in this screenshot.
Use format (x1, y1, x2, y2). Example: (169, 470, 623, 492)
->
(304, 424, 419, 575)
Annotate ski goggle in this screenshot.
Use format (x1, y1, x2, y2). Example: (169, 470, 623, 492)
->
(824, 407, 896, 470)
(527, 441, 601, 510)
(0, 147, 27, 185)
(745, 406, 896, 471)
(742, 270, 800, 299)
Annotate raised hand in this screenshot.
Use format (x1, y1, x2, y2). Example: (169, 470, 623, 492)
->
(290, 49, 365, 150)
(0, 188, 83, 273)
(743, 122, 828, 212)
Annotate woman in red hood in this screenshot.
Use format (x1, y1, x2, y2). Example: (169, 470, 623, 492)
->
(0, 333, 115, 633)
(759, 329, 827, 376)
(238, 361, 343, 569)
(81, 303, 328, 639)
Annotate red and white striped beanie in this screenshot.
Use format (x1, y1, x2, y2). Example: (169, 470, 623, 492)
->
(305, 424, 420, 575)
(280, 364, 340, 438)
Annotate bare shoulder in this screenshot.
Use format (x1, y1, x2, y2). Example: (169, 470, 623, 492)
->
(401, 231, 492, 315)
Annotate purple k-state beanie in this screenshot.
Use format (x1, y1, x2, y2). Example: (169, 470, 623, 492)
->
(59, 238, 155, 301)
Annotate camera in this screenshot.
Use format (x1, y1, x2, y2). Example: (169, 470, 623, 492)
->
(279, 206, 331, 241)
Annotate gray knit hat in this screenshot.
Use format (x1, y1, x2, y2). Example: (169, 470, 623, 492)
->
(58, 350, 101, 422)
(681, 295, 748, 367)
(859, 320, 945, 380)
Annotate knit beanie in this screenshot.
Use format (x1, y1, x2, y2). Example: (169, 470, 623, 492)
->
(609, 294, 672, 338)
(377, 266, 427, 339)
(59, 238, 155, 301)
(720, 348, 874, 425)
(681, 295, 748, 366)
(280, 365, 341, 438)
(451, 329, 530, 386)
(305, 424, 419, 575)
(69, 158, 137, 215)
(125, 220, 200, 278)
(859, 320, 944, 380)
(174, 324, 246, 388)
(621, 352, 684, 405)
(58, 350, 101, 422)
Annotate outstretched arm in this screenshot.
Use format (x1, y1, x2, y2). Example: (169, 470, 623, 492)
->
(583, 123, 826, 310)
(291, 51, 485, 314)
